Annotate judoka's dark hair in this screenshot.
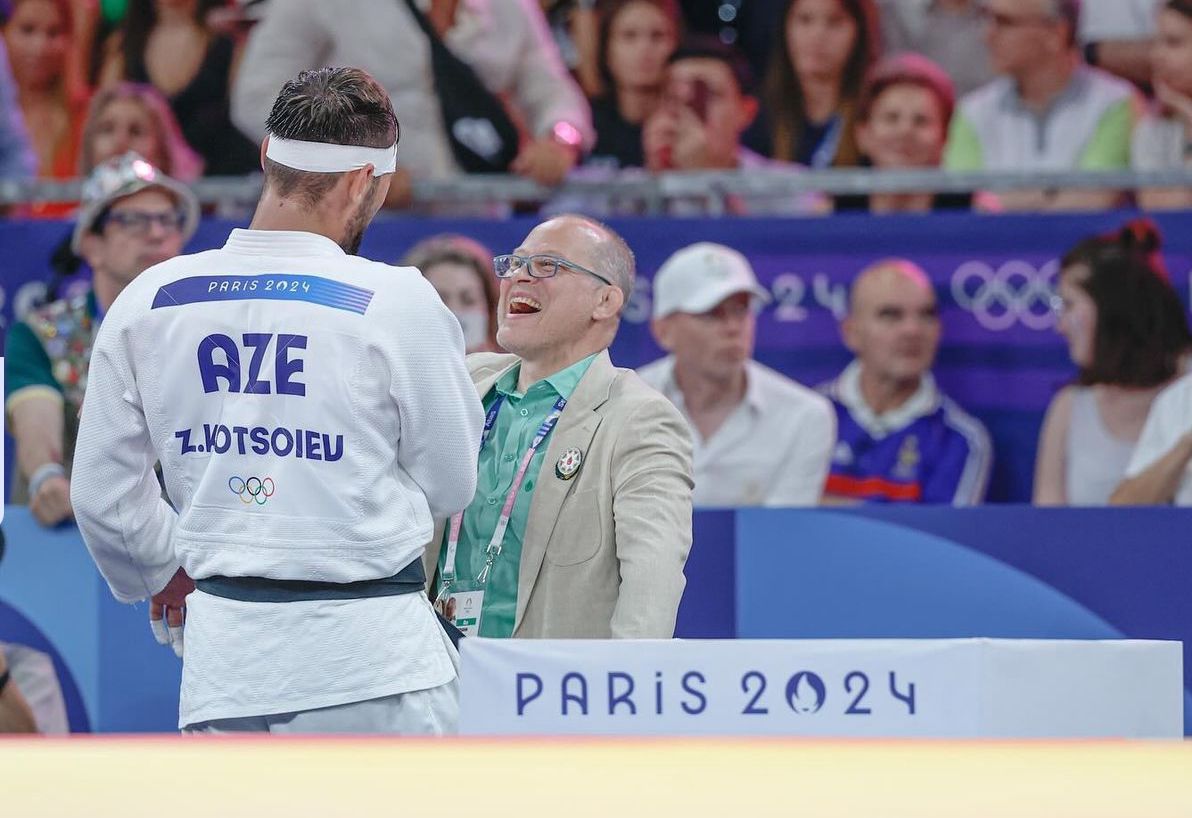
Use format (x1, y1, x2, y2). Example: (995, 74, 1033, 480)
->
(263, 67, 399, 207)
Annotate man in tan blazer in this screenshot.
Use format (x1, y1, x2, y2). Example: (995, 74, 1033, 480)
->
(425, 215, 694, 638)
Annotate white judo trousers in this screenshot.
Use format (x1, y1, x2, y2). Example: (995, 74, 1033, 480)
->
(185, 631, 461, 735)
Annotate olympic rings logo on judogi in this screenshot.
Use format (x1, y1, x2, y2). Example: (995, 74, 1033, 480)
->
(228, 476, 276, 505)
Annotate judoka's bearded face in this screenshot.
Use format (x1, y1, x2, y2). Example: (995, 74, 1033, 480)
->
(340, 175, 386, 255)
(496, 217, 623, 363)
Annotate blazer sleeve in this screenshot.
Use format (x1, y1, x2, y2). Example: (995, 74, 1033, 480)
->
(608, 393, 694, 638)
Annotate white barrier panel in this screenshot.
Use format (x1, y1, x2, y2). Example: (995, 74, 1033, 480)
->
(459, 638, 1183, 738)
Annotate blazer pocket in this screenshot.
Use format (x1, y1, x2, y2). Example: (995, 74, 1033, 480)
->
(544, 489, 603, 566)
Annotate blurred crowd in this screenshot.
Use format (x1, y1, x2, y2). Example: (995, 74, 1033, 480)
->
(6, 150, 1192, 528)
(0, 0, 1188, 213)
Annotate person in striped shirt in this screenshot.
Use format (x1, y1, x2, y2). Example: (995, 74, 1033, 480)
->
(818, 259, 992, 505)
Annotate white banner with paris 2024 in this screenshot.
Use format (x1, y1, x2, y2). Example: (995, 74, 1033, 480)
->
(459, 638, 1183, 738)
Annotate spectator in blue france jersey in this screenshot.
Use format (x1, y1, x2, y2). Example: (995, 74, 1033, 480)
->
(818, 258, 992, 505)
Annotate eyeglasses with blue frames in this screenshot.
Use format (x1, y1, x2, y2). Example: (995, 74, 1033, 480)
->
(493, 253, 615, 287)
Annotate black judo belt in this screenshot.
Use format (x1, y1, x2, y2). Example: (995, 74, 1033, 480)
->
(196, 559, 464, 648)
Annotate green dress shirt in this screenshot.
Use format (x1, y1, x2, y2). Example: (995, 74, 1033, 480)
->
(440, 354, 596, 637)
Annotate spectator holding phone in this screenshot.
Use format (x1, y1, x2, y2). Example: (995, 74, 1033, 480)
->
(231, 0, 594, 204)
(643, 36, 759, 173)
(639, 36, 820, 214)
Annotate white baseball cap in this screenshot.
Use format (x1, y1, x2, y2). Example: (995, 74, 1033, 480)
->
(652, 242, 771, 320)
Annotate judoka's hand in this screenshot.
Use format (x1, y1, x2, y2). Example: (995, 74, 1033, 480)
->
(150, 568, 194, 658)
(30, 474, 73, 527)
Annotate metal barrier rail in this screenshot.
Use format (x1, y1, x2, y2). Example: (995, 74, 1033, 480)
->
(1, 167, 1189, 211)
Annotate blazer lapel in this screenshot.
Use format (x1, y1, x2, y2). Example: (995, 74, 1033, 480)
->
(514, 351, 616, 631)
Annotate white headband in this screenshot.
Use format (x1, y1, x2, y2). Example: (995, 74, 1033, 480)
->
(265, 135, 397, 177)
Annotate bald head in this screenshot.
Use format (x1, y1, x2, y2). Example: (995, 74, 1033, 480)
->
(849, 258, 934, 315)
(540, 213, 636, 302)
(843, 258, 941, 386)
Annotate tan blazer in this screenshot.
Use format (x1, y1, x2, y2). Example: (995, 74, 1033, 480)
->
(424, 350, 694, 638)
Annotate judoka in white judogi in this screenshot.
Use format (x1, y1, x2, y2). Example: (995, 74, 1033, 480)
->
(71, 67, 483, 732)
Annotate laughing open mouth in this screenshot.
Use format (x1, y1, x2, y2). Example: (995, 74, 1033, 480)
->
(508, 296, 543, 315)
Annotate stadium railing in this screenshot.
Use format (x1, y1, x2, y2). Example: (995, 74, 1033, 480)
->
(0, 168, 1189, 213)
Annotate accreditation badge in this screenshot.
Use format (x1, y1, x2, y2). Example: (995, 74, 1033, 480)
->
(435, 585, 485, 638)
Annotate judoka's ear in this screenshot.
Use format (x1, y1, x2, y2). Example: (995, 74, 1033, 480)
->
(344, 165, 376, 206)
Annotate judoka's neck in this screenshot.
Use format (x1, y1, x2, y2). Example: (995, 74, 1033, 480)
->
(249, 194, 345, 246)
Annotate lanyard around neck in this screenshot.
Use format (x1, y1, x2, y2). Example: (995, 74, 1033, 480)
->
(441, 391, 567, 587)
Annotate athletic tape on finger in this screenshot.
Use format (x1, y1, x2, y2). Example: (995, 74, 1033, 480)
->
(150, 616, 170, 646)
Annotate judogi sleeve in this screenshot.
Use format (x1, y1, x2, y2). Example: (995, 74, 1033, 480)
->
(71, 302, 180, 603)
(384, 275, 484, 518)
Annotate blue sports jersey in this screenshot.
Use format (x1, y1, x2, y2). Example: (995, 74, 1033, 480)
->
(819, 364, 992, 505)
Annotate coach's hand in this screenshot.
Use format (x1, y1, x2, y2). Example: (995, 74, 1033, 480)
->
(150, 568, 195, 658)
(30, 474, 73, 528)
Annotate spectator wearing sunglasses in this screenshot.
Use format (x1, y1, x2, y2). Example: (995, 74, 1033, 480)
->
(4, 151, 197, 527)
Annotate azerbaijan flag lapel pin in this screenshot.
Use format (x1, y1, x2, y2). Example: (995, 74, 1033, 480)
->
(555, 448, 583, 480)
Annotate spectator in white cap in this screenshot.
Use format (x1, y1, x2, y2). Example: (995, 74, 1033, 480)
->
(4, 150, 197, 528)
(638, 242, 836, 507)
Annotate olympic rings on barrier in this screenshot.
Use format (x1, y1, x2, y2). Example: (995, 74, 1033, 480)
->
(228, 476, 276, 505)
(950, 260, 1059, 332)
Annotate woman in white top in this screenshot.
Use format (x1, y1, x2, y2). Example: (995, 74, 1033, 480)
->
(1034, 219, 1192, 506)
(1132, 0, 1192, 210)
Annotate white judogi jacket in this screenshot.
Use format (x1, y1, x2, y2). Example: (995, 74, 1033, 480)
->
(72, 229, 484, 727)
